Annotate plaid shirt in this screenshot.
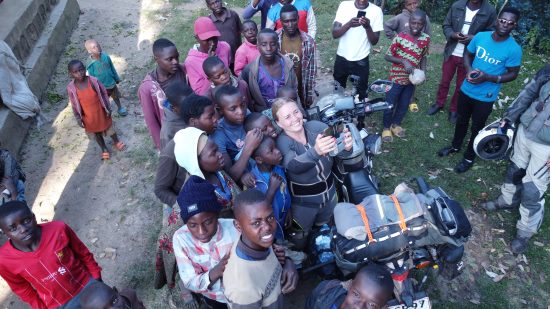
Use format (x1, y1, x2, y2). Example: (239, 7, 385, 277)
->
(277, 29, 317, 106)
(173, 219, 239, 303)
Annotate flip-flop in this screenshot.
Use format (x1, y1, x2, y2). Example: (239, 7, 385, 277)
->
(409, 102, 419, 112)
(117, 107, 128, 117)
(382, 129, 393, 143)
(102, 152, 110, 160)
(114, 141, 127, 151)
(391, 125, 405, 138)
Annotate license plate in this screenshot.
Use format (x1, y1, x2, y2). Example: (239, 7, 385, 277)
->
(388, 297, 431, 309)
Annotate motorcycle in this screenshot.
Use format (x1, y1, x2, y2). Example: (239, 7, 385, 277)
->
(303, 77, 470, 308)
(329, 176, 470, 308)
(306, 76, 394, 204)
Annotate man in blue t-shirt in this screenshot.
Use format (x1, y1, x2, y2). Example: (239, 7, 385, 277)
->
(438, 6, 522, 173)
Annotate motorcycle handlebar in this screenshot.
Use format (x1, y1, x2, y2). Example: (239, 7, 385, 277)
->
(365, 101, 393, 113)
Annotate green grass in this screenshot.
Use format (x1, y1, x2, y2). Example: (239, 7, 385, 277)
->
(150, 0, 550, 307)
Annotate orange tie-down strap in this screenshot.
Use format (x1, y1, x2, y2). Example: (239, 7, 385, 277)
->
(390, 194, 408, 232)
(355, 205, 375, 243)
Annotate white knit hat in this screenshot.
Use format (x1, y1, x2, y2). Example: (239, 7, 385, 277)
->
(173, 127, 208, 179)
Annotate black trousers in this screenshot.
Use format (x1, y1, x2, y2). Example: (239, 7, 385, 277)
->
(200, 295, 228, 309)
(451, 91, 494, 161)
(333, 54, 370, 100)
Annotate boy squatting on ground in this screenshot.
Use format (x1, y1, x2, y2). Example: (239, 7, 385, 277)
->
(84, 39, 127, 117)
(223, 189, 298, 308)
(0, 201, 102, 309)
(173, 176, 287, 308)
(79, 281, 145, 309)
(67, 60, 126, 160)
(381, 9, 430, 142)
(305, 263, 394, 309)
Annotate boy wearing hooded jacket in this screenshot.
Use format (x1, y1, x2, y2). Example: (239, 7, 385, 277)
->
(185, 17, 232, 95)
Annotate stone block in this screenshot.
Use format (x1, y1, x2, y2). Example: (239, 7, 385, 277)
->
(0, 0, 79, 155)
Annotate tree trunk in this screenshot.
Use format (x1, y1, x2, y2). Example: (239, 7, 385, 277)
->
(380, 0, 386, 11)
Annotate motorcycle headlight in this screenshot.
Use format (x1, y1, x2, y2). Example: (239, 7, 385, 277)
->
(364, 133, 382, 155)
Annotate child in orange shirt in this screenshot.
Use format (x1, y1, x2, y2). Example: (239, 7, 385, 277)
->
(67, 60, 126, 160)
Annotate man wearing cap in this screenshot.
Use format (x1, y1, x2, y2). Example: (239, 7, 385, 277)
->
(185, 17, 232, 95)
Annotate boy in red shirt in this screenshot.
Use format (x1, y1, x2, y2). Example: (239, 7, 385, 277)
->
(0, 201, 102, 309)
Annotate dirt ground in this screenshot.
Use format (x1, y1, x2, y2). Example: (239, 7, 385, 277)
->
(1, 0, 548, 308)
(0, 0, 169, 307)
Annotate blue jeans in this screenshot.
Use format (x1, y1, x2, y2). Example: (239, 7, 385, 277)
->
(56, 278, 98, 309)
(383, 83, 415, 128)
(242, 0, 277, 29)
(16, 180, 26, 203)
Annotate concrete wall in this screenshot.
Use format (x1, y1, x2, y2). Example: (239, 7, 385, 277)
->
(0, 0, 80, 155)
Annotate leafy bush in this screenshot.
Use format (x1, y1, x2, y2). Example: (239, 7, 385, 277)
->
(379, 0, 549, 53)
(505, 0, 550, 53)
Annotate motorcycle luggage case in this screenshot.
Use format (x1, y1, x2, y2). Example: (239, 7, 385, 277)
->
(331, 216, 428, 267)
(424, 187, 472, 240)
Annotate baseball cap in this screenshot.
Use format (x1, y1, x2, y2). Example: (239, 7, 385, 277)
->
(194, 17, 221, 40)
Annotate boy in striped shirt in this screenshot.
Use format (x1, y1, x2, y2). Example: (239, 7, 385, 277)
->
(382, 9, 430, 142)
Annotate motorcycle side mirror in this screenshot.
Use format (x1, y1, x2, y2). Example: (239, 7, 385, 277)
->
(369, 79, 394, 94)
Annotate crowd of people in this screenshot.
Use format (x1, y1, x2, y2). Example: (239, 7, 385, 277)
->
(0, 0, 548, 308)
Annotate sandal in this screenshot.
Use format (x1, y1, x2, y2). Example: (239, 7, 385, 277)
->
(409, 102, 419, 112)
(117, 107, 128, 117)
(114, 141, 127, 151)
(102, 152, 110, 160)
(382, 129, 393, 142)
(391, 125, 405, 138)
